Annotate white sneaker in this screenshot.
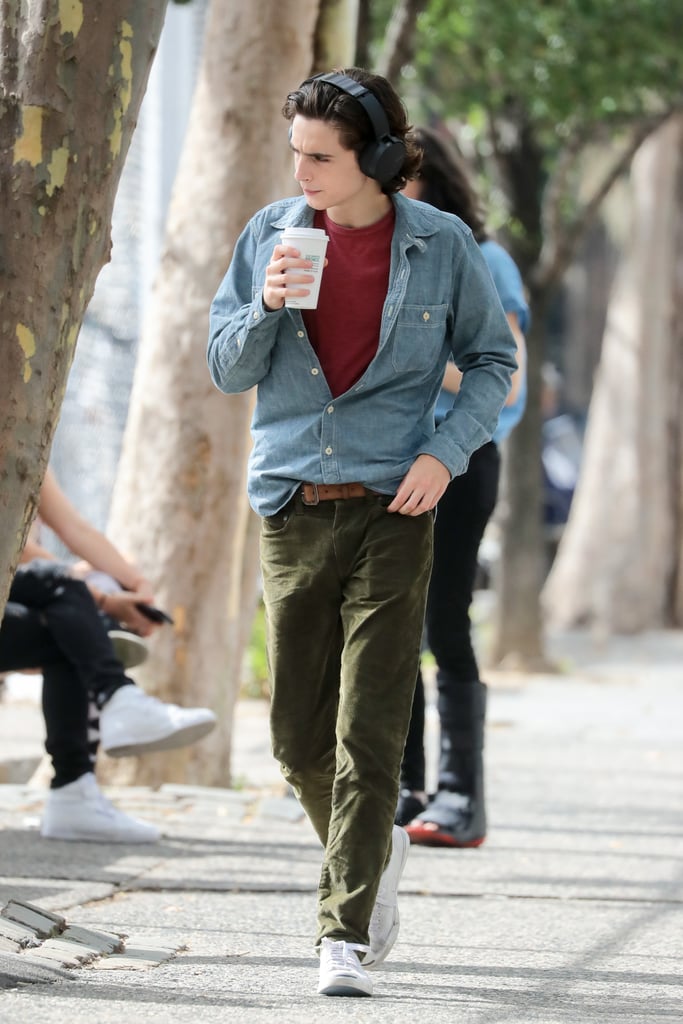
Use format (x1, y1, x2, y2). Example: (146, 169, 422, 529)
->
(317, 938, 373, 997)
(108, 630, 149, 670)
(41, 773, 160, 843)
(364, 824, 410, 968)
(100, 684, 217, 757)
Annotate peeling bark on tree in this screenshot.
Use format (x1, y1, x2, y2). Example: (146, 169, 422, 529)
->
(105, 0, 322, 788)
(0, 0, 168, 614)
(543, 117, 683, 634)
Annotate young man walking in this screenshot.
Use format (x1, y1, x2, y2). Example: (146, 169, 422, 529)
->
(208, 68, 517, 997)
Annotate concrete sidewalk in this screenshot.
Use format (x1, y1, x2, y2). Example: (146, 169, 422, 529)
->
(0, 629, 681, 1022)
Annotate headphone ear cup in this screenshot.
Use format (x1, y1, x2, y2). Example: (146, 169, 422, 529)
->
(359, 137, 406, 184)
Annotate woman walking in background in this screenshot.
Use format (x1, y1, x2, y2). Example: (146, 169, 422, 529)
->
(398, 126, 528, 848)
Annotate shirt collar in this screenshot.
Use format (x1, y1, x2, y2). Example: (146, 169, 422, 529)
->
(269, 191, 441, 242)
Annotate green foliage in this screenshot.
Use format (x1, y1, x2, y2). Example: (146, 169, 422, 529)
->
(411, 0, 683, 142)
(365, 0, 683, 273)
(367, 0, 400, 41)
(241, 599, 270, 700)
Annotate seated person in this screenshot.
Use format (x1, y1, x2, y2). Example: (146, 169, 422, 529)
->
(26, 467, 154, 668)
(0, 471, 216, 843)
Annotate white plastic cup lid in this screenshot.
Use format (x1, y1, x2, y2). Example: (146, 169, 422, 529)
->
(281, 227, 329, 240)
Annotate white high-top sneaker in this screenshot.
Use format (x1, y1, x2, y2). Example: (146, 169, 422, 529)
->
(364, 825, 410, 968)
(41, 773, 160, 843)
(99, 684, 217, 758)
(318, 938, 373, 997)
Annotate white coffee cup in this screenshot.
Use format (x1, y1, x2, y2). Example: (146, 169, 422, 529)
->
(281, 227, 329, 309)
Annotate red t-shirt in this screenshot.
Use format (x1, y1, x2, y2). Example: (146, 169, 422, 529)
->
(302, 207, 394, 398)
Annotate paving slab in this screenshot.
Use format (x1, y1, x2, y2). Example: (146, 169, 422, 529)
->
(0, 628, 681, 1022)
(0, 888, 680, 1023)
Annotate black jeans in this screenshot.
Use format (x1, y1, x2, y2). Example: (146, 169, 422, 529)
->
(0, 560, 131, 787)
(401, 441, 500, 791)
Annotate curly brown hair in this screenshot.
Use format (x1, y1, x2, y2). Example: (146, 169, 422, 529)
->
(282, 67, 422, 195)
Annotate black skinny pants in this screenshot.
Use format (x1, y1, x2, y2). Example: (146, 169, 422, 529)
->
(0, 561, 130, 787)
(401, 441, 500, 791)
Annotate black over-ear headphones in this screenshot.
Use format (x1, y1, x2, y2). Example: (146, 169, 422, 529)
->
(300, 72, 406, 185)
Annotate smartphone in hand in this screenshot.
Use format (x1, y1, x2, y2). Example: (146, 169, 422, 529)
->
(135, 603, 174, 625)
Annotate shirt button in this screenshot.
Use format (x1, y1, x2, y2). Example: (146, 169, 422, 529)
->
(253, 311, 259, 320)
(422, 311, 430, 321)
(311, 368, 319, 375)
(325, 446, 333, 455)
(297, 330, 304, 338)
(327, 405, 334, 414)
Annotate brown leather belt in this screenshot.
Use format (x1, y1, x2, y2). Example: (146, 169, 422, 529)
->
(300, 482, 377, 505)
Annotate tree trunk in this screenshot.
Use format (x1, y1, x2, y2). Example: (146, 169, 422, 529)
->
(487, 113, 550, 667)
(543, 116, 683, 633)
(355, 0, 372, 66)
(106, 0, 322, 788)
(314, 0, 359, 70)
(674, 125, 683, 625)
(0, 0, 168, 615)
(375, 0, 429, 85)
(490, 288, 550, 668)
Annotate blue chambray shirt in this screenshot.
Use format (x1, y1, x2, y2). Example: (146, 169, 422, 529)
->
(208, 192, 517, 516)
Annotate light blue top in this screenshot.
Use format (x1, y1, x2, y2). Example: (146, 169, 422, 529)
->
(434, 239, 529, 444)
(208, 193, 518, 516)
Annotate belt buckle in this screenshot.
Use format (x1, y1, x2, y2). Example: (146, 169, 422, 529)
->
(301, 483, 319, 506)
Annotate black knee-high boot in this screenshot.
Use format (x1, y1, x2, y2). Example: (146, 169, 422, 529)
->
(407, 680, 487, 847)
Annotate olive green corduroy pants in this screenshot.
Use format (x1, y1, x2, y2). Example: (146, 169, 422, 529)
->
(260, 492, 433, 947)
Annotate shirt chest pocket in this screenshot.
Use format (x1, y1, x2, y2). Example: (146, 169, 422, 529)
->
(391, 303, 448, 373)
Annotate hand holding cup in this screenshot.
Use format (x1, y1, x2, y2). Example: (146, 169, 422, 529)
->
(262, 228, 329, 311)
